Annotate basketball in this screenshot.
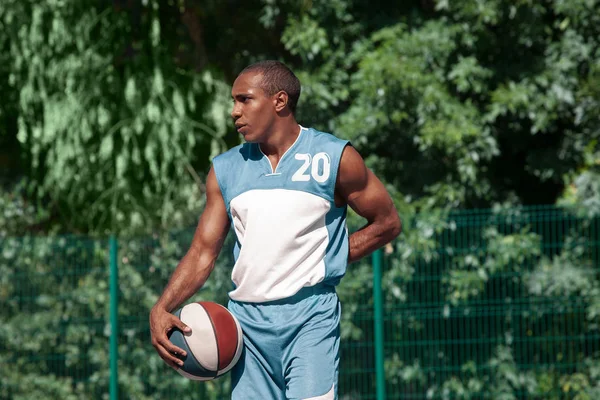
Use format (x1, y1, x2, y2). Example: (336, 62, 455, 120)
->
(168, 302, 244, 381)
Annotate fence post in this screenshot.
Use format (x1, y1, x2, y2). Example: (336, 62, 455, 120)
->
(109, 235, 119, 400)
(373, 249, 386, 400)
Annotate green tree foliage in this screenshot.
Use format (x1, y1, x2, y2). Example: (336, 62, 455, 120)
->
(1, 0, 234, 234)
(275, 0, 600, 212)
(3, 0, 599, 233)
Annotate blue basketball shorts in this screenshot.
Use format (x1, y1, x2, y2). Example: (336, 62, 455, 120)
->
(227, 284, 341, 400)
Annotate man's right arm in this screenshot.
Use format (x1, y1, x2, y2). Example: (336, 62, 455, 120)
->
(150, 166, 230, 369)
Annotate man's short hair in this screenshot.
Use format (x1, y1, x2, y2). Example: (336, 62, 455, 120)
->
(240, 61, 301, 114)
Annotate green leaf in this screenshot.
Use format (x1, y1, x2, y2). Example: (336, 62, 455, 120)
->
(99, 135, 113, 160)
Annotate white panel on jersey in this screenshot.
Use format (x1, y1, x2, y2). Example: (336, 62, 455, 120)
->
(180, 303, 218, 371)
(229, 189, 330, 303)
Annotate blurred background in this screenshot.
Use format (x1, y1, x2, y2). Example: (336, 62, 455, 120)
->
(1, 0, 599, 399)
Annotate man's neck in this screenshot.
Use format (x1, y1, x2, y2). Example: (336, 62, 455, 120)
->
(259, 122, 302, 158)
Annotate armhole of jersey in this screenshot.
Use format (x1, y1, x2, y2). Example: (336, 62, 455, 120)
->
(212, 159, 229, 213)
(330, 140, 351, 206)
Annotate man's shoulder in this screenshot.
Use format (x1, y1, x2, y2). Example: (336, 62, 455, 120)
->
(304, 126, 350, 148)
(212, 143, 254, 197)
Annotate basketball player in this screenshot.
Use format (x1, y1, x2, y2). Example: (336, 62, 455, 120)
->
(150, 61, 401, 399)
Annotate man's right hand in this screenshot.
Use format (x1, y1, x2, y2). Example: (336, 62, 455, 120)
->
(149, 307, 192, 369)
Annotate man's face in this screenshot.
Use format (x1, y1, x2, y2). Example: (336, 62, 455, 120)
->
(230, 72, 276, 143)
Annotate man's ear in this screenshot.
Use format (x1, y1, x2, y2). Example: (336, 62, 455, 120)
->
(273, 90, 289, 113)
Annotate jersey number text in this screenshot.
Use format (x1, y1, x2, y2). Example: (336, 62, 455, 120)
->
(292, 153, 331, 183)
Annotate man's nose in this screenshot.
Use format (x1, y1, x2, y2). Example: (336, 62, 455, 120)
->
(231, 104, 241, 120)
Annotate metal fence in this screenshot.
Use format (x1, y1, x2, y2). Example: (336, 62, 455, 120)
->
(1, 206, 599, 399)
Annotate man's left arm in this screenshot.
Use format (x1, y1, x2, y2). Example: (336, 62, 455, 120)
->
(335, 145, 402, 263)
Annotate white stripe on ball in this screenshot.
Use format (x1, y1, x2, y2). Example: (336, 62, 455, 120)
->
(180, 303, 219, 372)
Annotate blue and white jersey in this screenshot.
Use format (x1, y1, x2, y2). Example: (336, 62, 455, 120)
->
(213, 126, 350, 303)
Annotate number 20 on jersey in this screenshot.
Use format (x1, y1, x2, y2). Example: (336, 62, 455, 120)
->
(291, 153, 331, 183)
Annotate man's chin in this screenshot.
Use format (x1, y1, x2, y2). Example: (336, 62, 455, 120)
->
(241, 133, 259, 143)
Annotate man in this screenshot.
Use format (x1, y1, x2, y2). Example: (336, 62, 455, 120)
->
(150, 61, 401, 399)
